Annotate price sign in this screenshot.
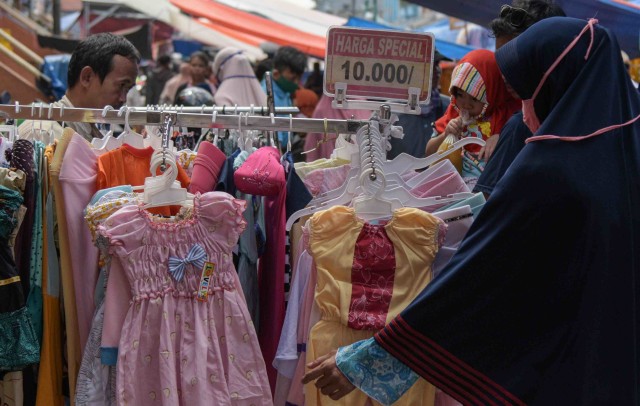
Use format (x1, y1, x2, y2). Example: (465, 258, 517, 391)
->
(324, 27, 434, 103)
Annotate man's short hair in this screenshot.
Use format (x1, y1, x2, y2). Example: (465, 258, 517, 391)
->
(273, 46, 307, 76)
(490, 0, 566, 39)
(67, 33, 140, 88)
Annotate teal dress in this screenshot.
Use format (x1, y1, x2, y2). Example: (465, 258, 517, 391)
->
(0, 186, 40, 372)
(26, 141, 45, 344)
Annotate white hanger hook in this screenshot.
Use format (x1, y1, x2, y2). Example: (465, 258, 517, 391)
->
(102, 105, 114, 118)
(250, 103, 255, 115)
(234, 104, 238, 115)
(47, 103, 53, 119)
(238, 113, 242, 131)
(287, 114, 293, 153)
(211, 110, 217, 124)
(125, 106, 135, 132)
(38, 102, 44, 118)
(14, 101, 20, 113)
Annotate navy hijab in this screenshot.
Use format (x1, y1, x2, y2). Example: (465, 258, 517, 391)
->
(374, 17, 640, 405)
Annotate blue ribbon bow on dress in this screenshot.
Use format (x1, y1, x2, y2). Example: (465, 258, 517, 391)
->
(168, 243, 207, 282)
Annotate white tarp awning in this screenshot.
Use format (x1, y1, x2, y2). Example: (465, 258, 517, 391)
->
(84, 0, 266, 60)
(215, 0, 346, 37)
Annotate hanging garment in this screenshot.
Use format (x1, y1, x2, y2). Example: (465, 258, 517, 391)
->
(189, 141, 226, 195)
(35, 179, 65, 406)
(176, 149, 197, 178)
(10, 139, 35, 295)
(305, 206, 445, 406)
(0, 186, 39, 372)
(76, 187, 137, 406)
(99, 192, 272, 405)
(59, 133, 100, 351)
(235, 146, 286, 391)
(26, 141, 45, 344)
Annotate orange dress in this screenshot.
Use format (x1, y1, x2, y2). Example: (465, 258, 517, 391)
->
(305, 206, 444, 406)
(96, 144, 191, 216)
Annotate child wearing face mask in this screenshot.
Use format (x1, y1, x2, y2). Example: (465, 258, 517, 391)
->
(426, 49, 520, 188)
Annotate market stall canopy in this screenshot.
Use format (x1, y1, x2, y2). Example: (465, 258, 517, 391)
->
(169, 0, 327, 58)
(404, 0, 640, 58)
(345, 16, 475, 60)
(38, 22, 153, 59)
(214, 0, 346, 37)
(81, 0, 266, 60)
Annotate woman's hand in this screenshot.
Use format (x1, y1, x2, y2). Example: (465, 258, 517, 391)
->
(301, 350, 356, 401)
(478, 133, 499, 161)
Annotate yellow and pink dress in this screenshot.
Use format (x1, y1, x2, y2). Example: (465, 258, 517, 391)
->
(305, 206, 445, 406)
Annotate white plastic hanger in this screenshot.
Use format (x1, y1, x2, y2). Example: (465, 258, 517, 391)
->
(307, 123, 393, 206)
(27, 102, 43, 142)
(211, 109, 220, 146)
(286, 114, 293, 154)
(405, 159, 456, 189)
(236, 113, 245, 151)
(134, 149, 194, 209)
(285, 122, 474, 230)
(351, 168, 402, 221)
(384, 137, 486, 175)
(311, 136, 485, 206)
(117, 106, 145, 149)
(330, 134, 358, 161)
(92, 105, 122, 151)
(310, 150, 472, 215)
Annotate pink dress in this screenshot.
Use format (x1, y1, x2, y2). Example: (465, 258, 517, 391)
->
(98, 192, 272, 405)
(59, 133, 99, 352)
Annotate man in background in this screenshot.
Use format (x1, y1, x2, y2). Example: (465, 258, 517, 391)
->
(18, 33, 140, 141)
(261, 46, 307, 150)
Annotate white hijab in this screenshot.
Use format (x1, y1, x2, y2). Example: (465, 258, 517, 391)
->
(212, 47, 267, 107)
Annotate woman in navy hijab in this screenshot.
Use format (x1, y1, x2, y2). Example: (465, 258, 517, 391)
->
(303, 17, 640, 405)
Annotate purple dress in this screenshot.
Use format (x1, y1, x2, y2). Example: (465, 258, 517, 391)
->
(99, 191, 272, 405)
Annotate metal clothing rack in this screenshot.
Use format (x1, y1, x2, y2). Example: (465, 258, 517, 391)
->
(143, 105, 299, 115)
(0, 104, 365, 135)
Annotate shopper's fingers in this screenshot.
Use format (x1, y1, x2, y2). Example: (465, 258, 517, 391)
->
(315, 369, 340, 390)
(302, 351, 337, 384)
(306, 351, 332, 369)
(329, 384, 356, 400)
(317, 371, 353, 396)
(301, 365, 327, 384)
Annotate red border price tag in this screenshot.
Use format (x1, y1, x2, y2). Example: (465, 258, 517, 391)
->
(324, 27, 434, 103)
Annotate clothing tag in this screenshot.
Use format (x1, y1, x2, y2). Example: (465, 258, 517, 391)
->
(197, 262, 216, 302)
